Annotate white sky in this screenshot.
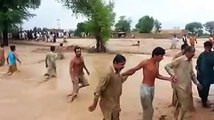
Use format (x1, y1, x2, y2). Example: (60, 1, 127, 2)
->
(22, 0, 214, 30)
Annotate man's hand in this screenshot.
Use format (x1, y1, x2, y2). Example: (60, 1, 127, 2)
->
(197, 83, 203, 90)
(86, 70, 90, 75)
(171, 75, 177, 83)
(88, 103, 97, 112)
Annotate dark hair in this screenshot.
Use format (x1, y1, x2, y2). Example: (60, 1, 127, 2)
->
(181, 44, 188, 50)
(113, 54, 126, 64)
(60, 43, 63, 46)
(152, 47, 165, 57)
(50, 46, 55, 52)
(204, 41, 212, 48)
(184, 46, 195, 53)
(10, 45, 16, 51)
(74, 46, 80, 53)
(173, 34, 176, 37)
(0, 44, 4, 47)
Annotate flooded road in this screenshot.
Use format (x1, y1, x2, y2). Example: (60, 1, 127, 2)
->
(0, 45, 213, 120)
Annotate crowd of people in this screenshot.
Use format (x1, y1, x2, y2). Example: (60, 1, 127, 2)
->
(170, 34, 199, 49)
(0, 37, 214, 120)
(17, 30, 74, 43)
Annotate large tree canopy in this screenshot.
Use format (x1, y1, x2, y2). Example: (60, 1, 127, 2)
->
(114, 16, 131, 32)
(153, 19, 162, 33)
(59, 0, 115, 52)
(0, 0, 41, 46)
(204, 21, 214, 34)
(185, 22, 203, 35)
(135, 15, 154, 33)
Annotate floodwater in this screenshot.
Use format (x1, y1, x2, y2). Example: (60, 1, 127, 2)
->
(0, 43, 213, 120)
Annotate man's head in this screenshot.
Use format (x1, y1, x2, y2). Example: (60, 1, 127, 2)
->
(181, 44, 188, 53)
(50, 46, 55, 52)
(204, 41, 212, 52)
(152, 47, 165, 62)
(113, 54, 126, 72)
(74, 46, 81, 57)
(10, 45, 16, 51)
(60, 43, 63, 47)
(184, 46, 195, 60)
(0, 44, 4, 48)
(173, 34, 176, 38)
(184, 34, 186, 36)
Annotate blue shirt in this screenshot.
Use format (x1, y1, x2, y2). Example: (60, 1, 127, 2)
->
(8, 51, 16, 65)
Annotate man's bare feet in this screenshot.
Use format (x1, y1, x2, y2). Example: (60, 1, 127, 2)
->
(70, 95, 77, 102)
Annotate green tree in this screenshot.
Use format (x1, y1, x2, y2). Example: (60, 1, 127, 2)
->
(185, 22, 203, 35)
(0, 0, 41, 46)
(135, 16, 154, 33)
(114, 16, 131, 32)
(59, 0, 115, 52)
(204, 21, 214, 34)
(75, 22, 86, 36)
(75, 21, 92, 37)
(153, 19, 162, 33)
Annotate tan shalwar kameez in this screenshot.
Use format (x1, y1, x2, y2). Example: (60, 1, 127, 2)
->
(171, 53, 195, 111)
(94, 66, 128, 120)
(45, 52, 57, 77)
(165, 56, 199, 120)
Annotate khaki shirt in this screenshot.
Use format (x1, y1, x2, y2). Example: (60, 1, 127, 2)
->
(173, 52, 182, 60)
(165, 55, 198, 90)
(94, 66, 128, 111)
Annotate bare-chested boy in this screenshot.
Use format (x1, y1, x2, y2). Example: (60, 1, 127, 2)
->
(122, 47, 173, 120)
(0, 44, 5, 66)
(68, 46, 90, 102)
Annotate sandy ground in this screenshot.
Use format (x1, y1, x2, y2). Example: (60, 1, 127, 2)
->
(0, 38, 214, 120)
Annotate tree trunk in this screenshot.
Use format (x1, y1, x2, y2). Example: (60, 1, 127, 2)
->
(96, 36, 100, 52)
(100, 40, 106, 52)
(3, 22, 9, 46)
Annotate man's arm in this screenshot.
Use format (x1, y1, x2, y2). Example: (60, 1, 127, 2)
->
(89, 73, 110, 112)
(156, 63, 171, 81)
(190, 62, 200, 85)
(122, 60, 146, 76)
(164, 57, 181, 77)
(121, 75, 129, 83)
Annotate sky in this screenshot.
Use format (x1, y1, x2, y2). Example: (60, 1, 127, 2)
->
(22, 0, 214, 30)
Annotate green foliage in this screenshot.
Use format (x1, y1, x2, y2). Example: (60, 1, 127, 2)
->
(185, 22, 203, 34)
(135, 15, 154, 33)
(204, 21, 214, 34)
(153, 19, 162, 33)
(0, 0, 41, 31)
(59, 0, 115, 43)
(114, 16, 131, 32)
(74, 21, 92, 36)
(0, 0, 41, 45)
